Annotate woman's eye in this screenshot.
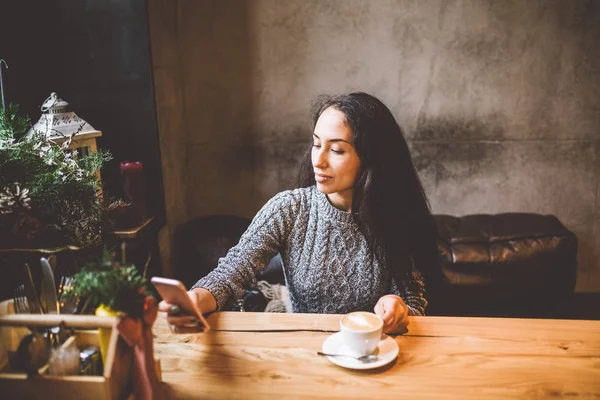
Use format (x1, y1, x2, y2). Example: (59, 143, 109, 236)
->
(331, 149, 345, 154)
(312, 144, 321, 149)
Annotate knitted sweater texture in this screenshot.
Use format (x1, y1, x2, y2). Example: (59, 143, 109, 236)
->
(193, 186, 427, 315)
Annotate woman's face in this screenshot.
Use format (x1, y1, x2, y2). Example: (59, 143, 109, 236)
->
(312, 106, 361, 212)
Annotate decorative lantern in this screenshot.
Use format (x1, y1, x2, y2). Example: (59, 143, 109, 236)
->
(27, 92, 104, 196)
(27, 92, 102, 157)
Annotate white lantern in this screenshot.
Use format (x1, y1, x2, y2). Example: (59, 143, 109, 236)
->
(27, 92, 104, 196)
(27, 92, 102, 156)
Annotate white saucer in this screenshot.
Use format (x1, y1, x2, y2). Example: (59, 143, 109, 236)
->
(321, 331, 399, 370)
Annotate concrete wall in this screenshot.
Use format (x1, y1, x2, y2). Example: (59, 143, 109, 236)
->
(147, 0, 600, 291)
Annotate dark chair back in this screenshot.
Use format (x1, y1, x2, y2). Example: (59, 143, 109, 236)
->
(174, 215, 285, 289)
(174, 215, 251, 289)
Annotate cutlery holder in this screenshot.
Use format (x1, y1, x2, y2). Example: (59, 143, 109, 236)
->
(0, 305, 161, 400)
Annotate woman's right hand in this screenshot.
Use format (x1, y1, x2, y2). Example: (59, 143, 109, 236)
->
(157, 288, 217, 328)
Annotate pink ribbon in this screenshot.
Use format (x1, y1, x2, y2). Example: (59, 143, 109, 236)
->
(116, 296, 168, 400)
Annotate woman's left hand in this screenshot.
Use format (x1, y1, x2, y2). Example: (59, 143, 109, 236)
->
(374, 294, 410, 334)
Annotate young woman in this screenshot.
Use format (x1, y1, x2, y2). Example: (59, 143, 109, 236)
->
(159, 92, 440, 333)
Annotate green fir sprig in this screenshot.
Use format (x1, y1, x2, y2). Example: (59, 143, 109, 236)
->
(0, 103, 30, 143)
(73, 252, 151, 319)
(0, 103, 118, 248)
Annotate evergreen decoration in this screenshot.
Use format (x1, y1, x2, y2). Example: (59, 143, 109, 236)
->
(73, 251, 151, 319)
(0, 103, 119, 249)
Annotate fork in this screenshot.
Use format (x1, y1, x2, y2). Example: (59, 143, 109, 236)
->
(11, 285, 52, 373)
(13, 284, 30, 314)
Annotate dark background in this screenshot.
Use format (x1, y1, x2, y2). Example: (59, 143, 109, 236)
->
(0, 0, 164, 227)
(0, 0, 165, 290)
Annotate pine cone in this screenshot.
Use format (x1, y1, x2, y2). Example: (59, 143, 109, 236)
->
(0, 183, 32, 214)
(13, 184, 32, 210)
(0, 190, 16, 214)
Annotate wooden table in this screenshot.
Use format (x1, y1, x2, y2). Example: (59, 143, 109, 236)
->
(153, 312, 600, 399)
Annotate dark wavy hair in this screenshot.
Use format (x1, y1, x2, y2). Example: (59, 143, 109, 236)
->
(298, 92, 439, 286)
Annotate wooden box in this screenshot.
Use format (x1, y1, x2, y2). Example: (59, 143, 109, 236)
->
(0, 311, 159, 400)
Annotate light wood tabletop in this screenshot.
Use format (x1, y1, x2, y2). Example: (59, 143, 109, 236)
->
(153, 312, 600, 399)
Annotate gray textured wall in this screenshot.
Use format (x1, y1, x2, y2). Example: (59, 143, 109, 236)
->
(148, 0, 600, 291)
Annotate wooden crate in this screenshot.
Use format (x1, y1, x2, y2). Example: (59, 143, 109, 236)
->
(0, 312, 159, 399)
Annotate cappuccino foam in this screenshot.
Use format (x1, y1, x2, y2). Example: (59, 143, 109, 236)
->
(342, 312, 382, 332)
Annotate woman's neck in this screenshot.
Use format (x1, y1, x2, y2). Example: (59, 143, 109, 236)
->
(326, 191, 353, 212)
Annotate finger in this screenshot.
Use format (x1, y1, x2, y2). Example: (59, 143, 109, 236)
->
(374, 301, 385, 317)
(381, 312, 396, 333)
(373, 303, 389, 332)
(397, 314, 409, 330)
(394, 302, 408, 323)
(158, 301, 181, 315)
(382, 305, 395, 323)
(382, 317, 394, 331)
(382, 321, 396, 334)
(400, 313, 409, 327)
(389, 318, 402, 333)
(388, 313, 409, 334)
(395, 306, 406, 325)
(167, 315, 199, 326)
(382, 302, 403, 334)
(158, 301, 172, 312)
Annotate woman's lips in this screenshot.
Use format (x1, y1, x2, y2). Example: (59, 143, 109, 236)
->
(315, 173, 332, 183)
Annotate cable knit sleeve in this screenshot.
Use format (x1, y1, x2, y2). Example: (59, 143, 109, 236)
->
(191, 191, 299, 310)
(390, 264, 428, 316)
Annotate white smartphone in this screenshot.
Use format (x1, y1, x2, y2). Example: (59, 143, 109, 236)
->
(151, 277, 210, 332)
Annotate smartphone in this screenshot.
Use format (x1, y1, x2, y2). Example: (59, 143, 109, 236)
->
(151, 277, 210, 332)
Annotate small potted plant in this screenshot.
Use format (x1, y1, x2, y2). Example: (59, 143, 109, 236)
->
(72, 253, 151, 364)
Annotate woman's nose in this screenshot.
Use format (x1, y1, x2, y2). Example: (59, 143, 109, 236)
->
(312, 148, 327, 168)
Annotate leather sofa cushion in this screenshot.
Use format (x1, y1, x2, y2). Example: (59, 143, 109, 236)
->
(431, 213, 577, 316)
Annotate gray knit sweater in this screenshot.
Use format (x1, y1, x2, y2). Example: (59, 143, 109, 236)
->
(192, 186, 427, 315)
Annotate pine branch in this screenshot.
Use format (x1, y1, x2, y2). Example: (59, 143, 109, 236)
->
(0, 102, 116, 249)
(73, 254, 151, 319)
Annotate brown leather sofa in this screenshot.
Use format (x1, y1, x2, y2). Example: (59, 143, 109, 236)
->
(429, 213, 577, 317)
(174, 213, 577, 318)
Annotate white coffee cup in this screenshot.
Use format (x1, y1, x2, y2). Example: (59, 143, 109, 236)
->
(339, 311, 384, 357)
